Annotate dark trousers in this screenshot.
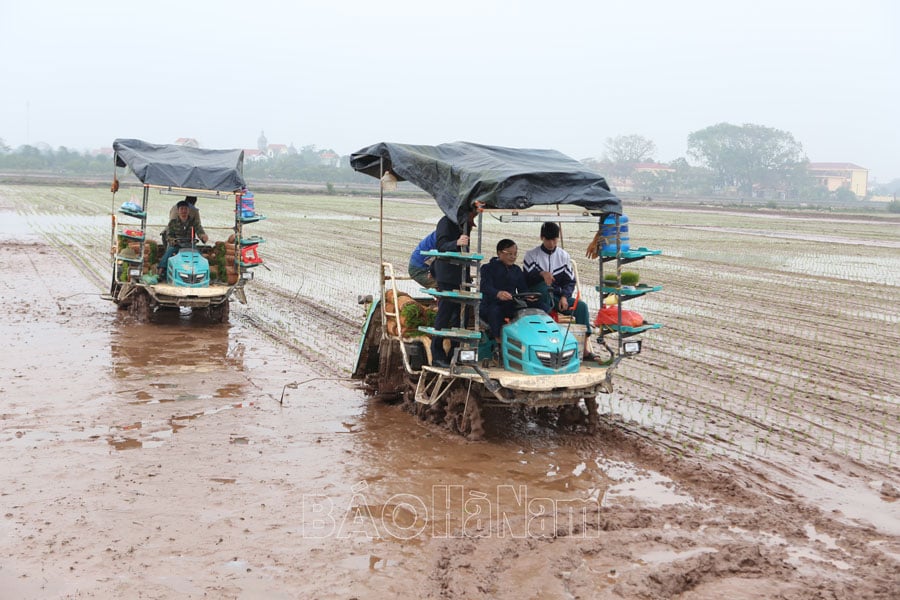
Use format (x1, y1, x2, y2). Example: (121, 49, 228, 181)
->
(430, 284, 462, 364)
(528, 281, 591, 334)
(158, 245, 179, 275)
(480, 301, 518, 341)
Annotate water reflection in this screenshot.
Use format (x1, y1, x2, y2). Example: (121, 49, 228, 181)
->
(109, 312, 244, 378)
(339, 403, 614, 540)
(106, 313, 250, 450)
(333, 399, 707, 543)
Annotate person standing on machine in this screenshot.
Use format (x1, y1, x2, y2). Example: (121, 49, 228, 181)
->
(429, 210, 475, 368)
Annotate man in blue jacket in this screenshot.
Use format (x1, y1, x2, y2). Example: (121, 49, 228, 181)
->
(479, 239, 538, 344)
(408, 231, 437, 288)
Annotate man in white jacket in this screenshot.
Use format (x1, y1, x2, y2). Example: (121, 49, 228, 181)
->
(523, 221, 591, 334)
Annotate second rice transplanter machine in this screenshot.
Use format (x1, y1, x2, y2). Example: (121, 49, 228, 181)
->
(101, 138, 266, 323)
(350, 142, 662, 439)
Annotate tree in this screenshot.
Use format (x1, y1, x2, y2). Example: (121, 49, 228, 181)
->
(687, 123, 806, 196)
(0, 138, 9, 153)
(832, 186, 857, 203)
(604, 134, 656, 164)
(603, 134, 656, 179)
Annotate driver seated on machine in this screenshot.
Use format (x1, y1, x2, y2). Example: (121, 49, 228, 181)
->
(479, 239, 540, 346)
(158, 199, 208, 277)
(162, 196, 202, 247)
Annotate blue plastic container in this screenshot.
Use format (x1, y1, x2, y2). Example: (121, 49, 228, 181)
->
(240, 191, 255, 218)
(601, 214, 630, 252)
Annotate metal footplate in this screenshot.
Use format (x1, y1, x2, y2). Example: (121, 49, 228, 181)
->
(415, 369, 455, 405)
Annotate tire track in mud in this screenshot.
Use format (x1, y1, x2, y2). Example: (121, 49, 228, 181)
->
(6, 186, 900, 598)
(16, 192, 900, 468)
(426, 417, 900, 600)
(237, 279, 360, 378)
(618, 336, 898, 469)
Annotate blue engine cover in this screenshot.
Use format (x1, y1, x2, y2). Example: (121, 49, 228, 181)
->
(501, 309, 580, 375)
(168, 248, 210, 288)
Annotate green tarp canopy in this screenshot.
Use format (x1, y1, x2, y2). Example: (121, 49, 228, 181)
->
(350, 141, 621, 225)
(113, 138, 246, 192)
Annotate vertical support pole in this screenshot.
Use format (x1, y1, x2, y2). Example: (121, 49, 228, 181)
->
(139, 185, 149, 276)
(378, 157, 386, 332)
(379, 157, 384, 285)
(473, 209, 484, 338)
(615, 214, 623, 357)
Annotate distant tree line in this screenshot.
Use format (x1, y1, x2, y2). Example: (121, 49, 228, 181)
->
(0, 139, 372, 188)
(0, 141, 111, 176)
(2, 131, 898, 204)
(588, 124, 899, 203)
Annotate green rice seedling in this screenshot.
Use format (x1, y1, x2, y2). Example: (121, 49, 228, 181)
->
(603, 270, 640, 286)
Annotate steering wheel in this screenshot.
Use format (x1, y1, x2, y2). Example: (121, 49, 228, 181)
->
(511, 292, 541, 301)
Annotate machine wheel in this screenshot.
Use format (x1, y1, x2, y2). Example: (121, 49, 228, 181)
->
(558, 404, 584, 428)
(401, 375, 419, 414)
(128, 290, 152, 323)
(444, 384, 485, 441)
(206, 300, 230, 323)
(584, 397, 600, 434)
(376, 339, 405, 403)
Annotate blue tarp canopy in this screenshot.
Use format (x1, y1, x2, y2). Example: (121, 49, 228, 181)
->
(350, 141, 621, 225)
(113, 138, 246, 192)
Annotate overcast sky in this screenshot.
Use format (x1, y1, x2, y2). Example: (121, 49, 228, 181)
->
(1, 0, 897, 181)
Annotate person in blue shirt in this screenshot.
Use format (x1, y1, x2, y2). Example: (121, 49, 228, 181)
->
(479, 239, 539, 344)
(408, 231, 437, 288)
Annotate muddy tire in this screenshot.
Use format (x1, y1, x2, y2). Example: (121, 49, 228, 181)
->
(376, 339, 405, 403)
(128, 290, 152, 323)
(206, 300, 230, 323)
(401, 375, 419, 414)
(444, 384, 485, 441)
(584, 397, 600, 434)
(558, 404, 585, 428)
(400, 376, 445, 423)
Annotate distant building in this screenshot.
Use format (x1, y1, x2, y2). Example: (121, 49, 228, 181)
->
(257, 131, 268, 153)
(175, 137, 200, 148)
(318, 150, 340, 167)
(632, 162, 676, 175)
(808, 162, 868, 196)
(267, 144, 289, 158)
(606, 162, 675, 192)
(243, 149, 266, 163)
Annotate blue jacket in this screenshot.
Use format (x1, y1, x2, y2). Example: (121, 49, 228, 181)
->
(480, 257, 528, 306)
(408, 231, 437, 269)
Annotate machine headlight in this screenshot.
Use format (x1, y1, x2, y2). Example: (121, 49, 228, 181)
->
(535, 351, 551, 360)
(623, 340, 642, 355)
(458, 349, 476, 362)
(561, 349, 575, 360)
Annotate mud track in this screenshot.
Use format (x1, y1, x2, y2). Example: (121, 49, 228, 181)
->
(0, 185, 897, 599)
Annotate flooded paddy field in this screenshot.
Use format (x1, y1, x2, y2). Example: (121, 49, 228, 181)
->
(0, 184, 897, 598)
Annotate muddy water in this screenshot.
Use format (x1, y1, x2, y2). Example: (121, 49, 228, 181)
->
(2, 192, 899, 598)
(0, 240, 715, 599)
(341, 404, 701, 539)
